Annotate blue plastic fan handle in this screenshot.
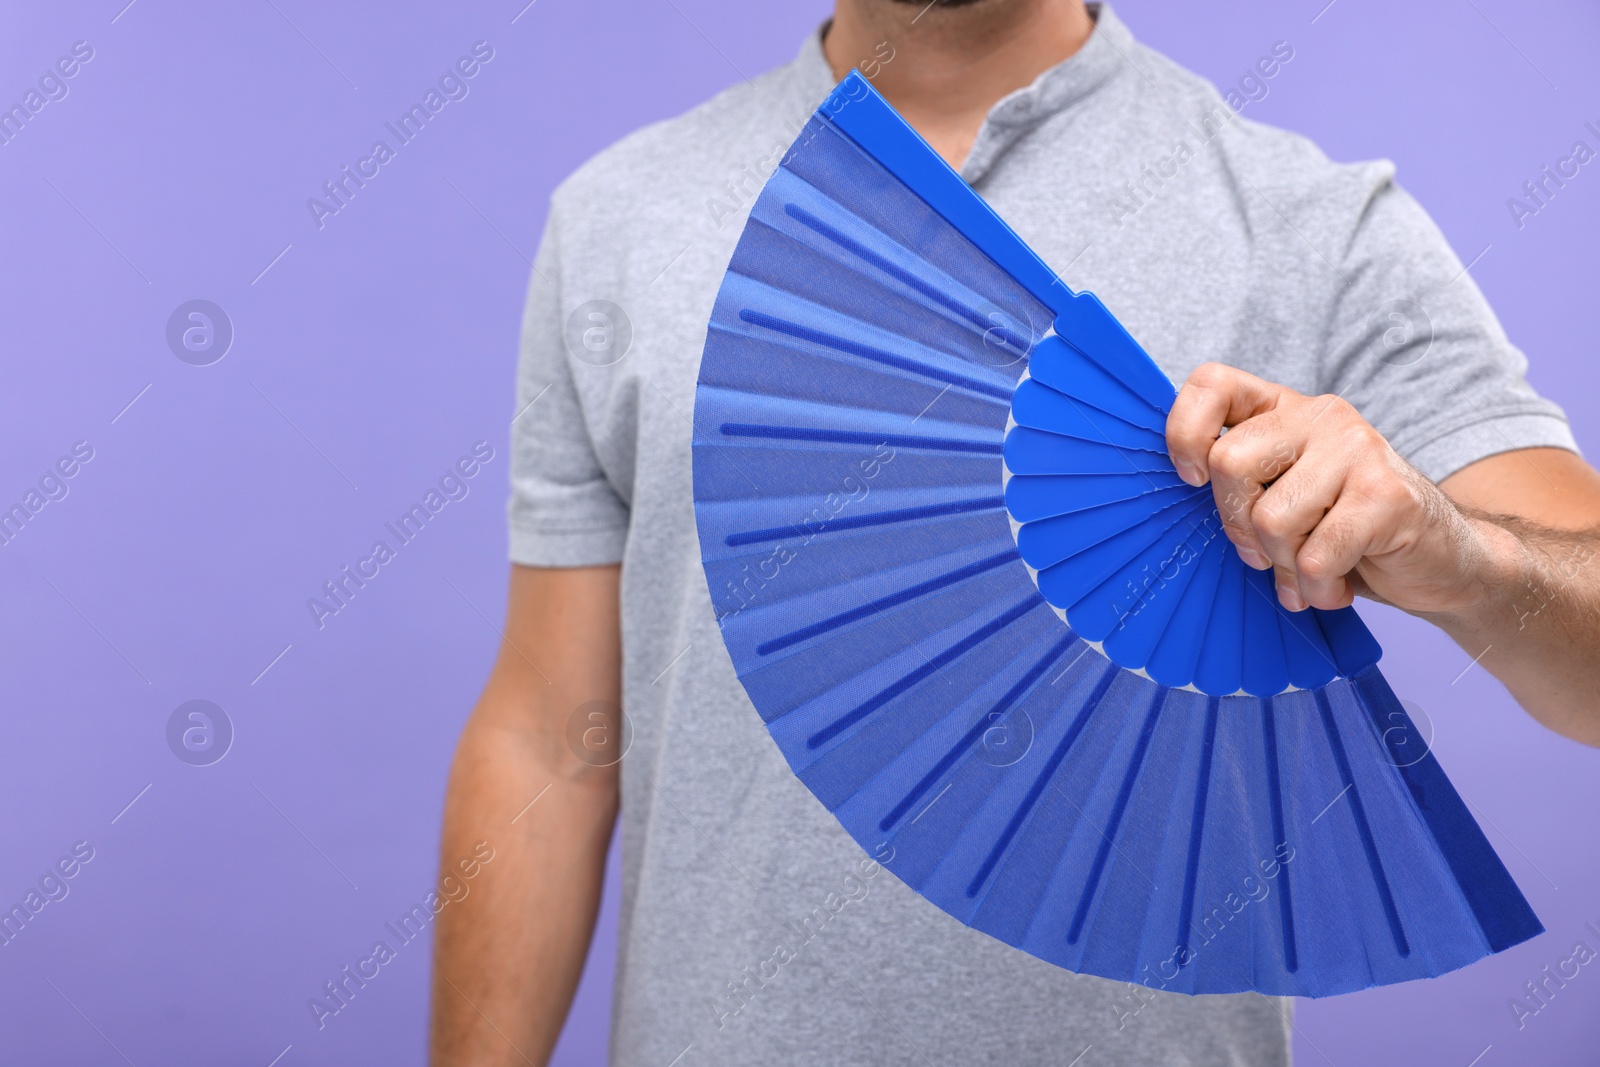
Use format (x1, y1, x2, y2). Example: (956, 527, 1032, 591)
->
(1016, 484, 1202, 571)
(1037, 497, 1213, 610)
(1319, 605, 1384, 676)
(1005, 471, 1188, 524)
(1009, 379, 1169, 454)
(1193, 548, 1246, 695)
(1093, 516, 1220, 664)
(1068, 502, 1221, 641)
(1136, 525, 1227, 684)
(1279, 601, 1339, 689)
(1053, 291, 1179, 414)
(1005, 428, 1182, 476)
(1024, 336, 1168, 435)
(1241, 564, 1291, 696)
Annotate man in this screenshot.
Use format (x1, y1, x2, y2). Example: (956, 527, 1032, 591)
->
(431, 1, 1600, 1064)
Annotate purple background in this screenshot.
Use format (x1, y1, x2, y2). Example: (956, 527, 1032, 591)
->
(2, 0, 1596, 1064)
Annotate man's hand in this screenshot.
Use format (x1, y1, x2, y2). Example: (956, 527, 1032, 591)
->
(1165, 362, 1490, 617)
(1166, 361, 1600, 746)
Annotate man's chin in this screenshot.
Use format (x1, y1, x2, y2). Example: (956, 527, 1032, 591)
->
(879, 0, 997, 9)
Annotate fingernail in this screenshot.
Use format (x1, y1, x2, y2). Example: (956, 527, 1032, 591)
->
(1238, 546, 1270, 570)
(1175, 460, 1202, 486)
(1278, 582, 1307, 611)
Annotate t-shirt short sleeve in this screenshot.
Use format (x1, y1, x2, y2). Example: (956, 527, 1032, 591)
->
(1316, 163, 1579, 484)
(506, 207, 630, 567)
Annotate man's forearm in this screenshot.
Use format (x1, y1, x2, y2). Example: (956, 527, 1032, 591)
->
(431, 564, 623, 1066)
(430, 708, 617, 1066)
(1432, 513, 1600, 745)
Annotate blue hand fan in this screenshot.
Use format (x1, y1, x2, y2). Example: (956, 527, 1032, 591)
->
(691, 71, 1541, 996)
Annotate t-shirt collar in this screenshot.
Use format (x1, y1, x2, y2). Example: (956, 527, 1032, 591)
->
(790, 3, 1131, 184)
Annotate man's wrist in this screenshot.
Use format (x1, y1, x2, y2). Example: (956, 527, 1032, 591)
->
(1428, 514, 1529, 635)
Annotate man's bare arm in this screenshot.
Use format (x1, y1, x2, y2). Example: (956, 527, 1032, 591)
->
(1166, 363, 1600, 746)
(1435, 449, 1600, 745)
(430, 564, 622, 1066)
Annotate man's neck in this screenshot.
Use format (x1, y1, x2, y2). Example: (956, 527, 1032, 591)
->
(822, 0, 1095, 171)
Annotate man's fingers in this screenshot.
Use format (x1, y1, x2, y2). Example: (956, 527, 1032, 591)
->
(1251, 447, 1347, 605)
(1166, 363, 1285, 487)
(1205, 413, 1307, 572)
(1271, 565, 1307, 611)
(1295, 496, 1371, 609)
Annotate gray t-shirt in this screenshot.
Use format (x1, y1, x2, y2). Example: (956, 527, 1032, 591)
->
(507, 7, 1576, 1065)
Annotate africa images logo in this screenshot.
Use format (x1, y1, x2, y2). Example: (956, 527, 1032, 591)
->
(306, 442, 495, 630)
(306, 42, 495, 230)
